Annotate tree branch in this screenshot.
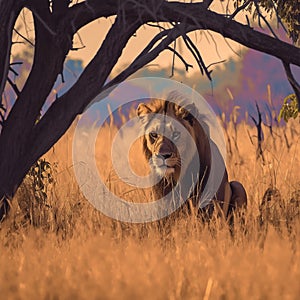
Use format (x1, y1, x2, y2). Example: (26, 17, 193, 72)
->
(63, 0, 119, 34)
(103, 24, 197, 91)
(166, 46, 193, 72)
(0, 1, 23, 101)
(7, 77, 20, 96)
(181, 31, 211, 80)
(29, 15, 142, 165)
(161, 2, 300, 66)
(13, 28, 35, 47)
(283, 62, 300, 107)
(230, 0, 251, 20)
(253, 0, 278, 39)
(63, 1, 300, 66)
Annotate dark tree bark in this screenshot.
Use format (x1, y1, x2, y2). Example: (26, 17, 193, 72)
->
(0, 0, 299, 220)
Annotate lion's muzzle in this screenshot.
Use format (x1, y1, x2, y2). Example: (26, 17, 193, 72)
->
(151, 153, 177, 176)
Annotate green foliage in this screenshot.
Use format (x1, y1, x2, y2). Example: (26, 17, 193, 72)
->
(273, 0, 300, 43)
(234, 0, 300, 44)
(278, 94, 299, 122)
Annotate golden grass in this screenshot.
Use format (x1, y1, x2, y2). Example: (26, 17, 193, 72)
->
(0, 109, 300, 299)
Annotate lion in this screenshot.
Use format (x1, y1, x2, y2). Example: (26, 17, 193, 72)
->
(137, 92, 247, 219)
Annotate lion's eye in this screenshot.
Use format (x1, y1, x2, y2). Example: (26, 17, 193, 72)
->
(149, 132, 158, 139)
(172, 131, 181, 140)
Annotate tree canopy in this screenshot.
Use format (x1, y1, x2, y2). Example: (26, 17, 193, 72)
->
(0, 0, 299, 220)
(254, 0, 300, 43)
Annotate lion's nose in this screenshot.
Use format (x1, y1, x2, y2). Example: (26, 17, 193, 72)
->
(159, 153, 172, 160)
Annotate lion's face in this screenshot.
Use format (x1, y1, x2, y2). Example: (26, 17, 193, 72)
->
(137, 98, 204, 183)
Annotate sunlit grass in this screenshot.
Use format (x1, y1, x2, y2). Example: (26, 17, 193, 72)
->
(0, 108, 299, 299)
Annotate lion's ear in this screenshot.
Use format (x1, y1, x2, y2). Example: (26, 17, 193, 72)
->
(184, 103, 198, 117)
(137, 103, 152, 118)
(178, 103, 198, 125)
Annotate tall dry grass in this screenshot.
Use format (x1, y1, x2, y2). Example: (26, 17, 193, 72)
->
(0, 106, 299, 299)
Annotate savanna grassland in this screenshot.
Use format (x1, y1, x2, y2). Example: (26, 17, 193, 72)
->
(0, 107, 300, 299)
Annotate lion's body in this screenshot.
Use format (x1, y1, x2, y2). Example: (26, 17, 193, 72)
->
(137, 94, 247, 217)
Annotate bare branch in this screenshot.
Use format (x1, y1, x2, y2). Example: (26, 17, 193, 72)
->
(162, 2, 300, 65)
(206, 31, 222, 59)
(230, 0, 251, 20)
(170, 39, 176, 77)
(282, 62, 300, 107)
(250, 103, 265, 162)
(10, 62, 23, 66)
(13, 28, 35, 47)
(223, 36, 241, 57)
(71, 31, 86, 51)
(64, 1, 119, 33)
(29, 16, 142, 162)
(9, 65, 19, 77)
(181, 31, 211, 80)
(103, 24, 197, 91)
(133, 28, 173, 58)
(146, 22, 168, 31)
(207, 59, 226, 69)
(63, 1, 300, 66)
(7, 77, 20, 96)
(166, 46, 193, 72)
(253, 0, 278, 39)
(71, 45, 86, 51)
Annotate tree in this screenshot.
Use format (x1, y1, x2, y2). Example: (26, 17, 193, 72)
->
(0, 0, 299, 220)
